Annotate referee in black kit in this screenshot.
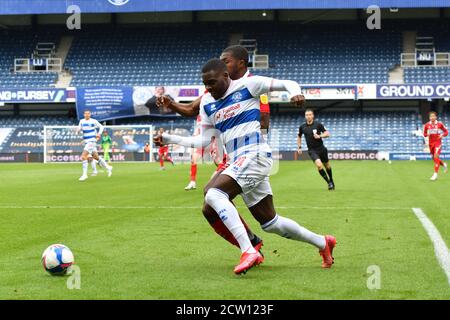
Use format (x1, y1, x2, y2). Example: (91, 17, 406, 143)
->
(297, 109, 335, 190)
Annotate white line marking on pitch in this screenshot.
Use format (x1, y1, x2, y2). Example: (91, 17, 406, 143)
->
(0, 205, 411, 211)
(412, 208, 450, 285)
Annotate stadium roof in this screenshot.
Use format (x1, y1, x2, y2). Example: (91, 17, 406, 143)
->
(0, 0, 449, 15)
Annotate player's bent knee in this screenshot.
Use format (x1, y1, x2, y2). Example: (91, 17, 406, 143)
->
(204, 188, 229, 207)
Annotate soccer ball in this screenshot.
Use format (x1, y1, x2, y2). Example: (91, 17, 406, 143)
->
(41, 244, 74, 275)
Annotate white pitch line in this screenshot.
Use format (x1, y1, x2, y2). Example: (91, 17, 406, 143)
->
(412, 208, 450, 285)
(0, 205, 411, 210)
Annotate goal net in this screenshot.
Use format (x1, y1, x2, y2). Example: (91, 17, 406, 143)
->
(43, 125, 153, 163)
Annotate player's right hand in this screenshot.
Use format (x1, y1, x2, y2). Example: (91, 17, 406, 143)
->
(156, 95, 173, 109)
(291, 94, 306, 107)
(297, 148, 302, 155)
(153, 134, 163, 147)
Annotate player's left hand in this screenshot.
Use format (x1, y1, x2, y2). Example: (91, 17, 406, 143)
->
(96, 134, 101, 141)
(313, 133, 321, 139)
(157, 95, 173, 108)
(290, 94, 306, 107)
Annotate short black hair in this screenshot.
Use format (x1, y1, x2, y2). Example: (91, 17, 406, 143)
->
(222, 45, 249, 65)
(202, 58, 227, 73)
(305, 108, 314, 114)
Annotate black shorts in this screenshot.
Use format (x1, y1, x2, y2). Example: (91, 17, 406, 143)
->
(308, 147, 329, 163)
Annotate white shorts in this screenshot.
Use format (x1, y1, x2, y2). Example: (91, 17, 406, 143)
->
(83, 142, 98, 154)
(222, 152, 273, 208)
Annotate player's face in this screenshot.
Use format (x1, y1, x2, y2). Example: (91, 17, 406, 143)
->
(84, 111, 91, 120)
(220, 52, 245, 80)
(202, 70, 230, 100)
(305, 111, 314, 123)
(429, 113, 437, 122)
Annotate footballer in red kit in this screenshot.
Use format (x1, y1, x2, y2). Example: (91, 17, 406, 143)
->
(423, 111, 448, 180)
(157, 128, 174, 170)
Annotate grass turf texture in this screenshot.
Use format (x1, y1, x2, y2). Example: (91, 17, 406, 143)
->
(0, 161, 449, 300)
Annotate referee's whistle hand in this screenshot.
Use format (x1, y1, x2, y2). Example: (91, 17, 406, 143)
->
(290, 95, 305, 107)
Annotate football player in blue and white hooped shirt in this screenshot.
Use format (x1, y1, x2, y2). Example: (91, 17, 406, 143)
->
(160, 59, 336, 275)
(76, 110, 113, 181)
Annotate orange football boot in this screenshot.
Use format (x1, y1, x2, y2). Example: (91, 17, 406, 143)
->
(234, 250, 263, 275)
(319, 235, 336, 268)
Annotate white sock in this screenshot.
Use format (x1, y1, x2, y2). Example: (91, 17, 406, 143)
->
(205, 188, 256, 253)
(97, 157, 109, 169)
(82, 160, 88, 176)
(262, 214, 326, 249)
(91, 161, 97, 172)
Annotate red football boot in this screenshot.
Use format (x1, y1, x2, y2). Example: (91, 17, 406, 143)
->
(234, 250, 263, 275)
(319, 235, 336, 268)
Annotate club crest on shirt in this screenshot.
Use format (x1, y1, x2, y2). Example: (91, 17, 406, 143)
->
(231, 92, 243, 103)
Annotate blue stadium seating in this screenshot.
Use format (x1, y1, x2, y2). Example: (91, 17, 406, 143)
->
(269, 111, 424, 153)
(2, 22, 450, 87)
(404, 67, 450, 83)
(0, 30, 59, 87)
(65, 25, 229, 87)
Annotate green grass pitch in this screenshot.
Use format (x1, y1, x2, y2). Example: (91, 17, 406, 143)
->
(0, 161, 449, 300)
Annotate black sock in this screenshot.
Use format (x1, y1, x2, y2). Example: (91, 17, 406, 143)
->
(319, 169, 330, 183)
(326, 168, 333, 182)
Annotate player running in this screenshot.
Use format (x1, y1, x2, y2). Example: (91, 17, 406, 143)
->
(157, 46, 277, 255)
(157, 128, 174, 170)
(158, 59, 335, 275)
(100, 130, 113, 164)
(297, 109, 335, 190)
(423, 111, 448, 181)
(76, 110, 113, 181)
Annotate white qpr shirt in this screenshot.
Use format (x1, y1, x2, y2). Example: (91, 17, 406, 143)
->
(78, 118, 103, 144)
(199, 76, 273, 162)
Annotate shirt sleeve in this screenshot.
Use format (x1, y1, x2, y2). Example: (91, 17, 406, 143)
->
(244, 76, 273, 97)
(94, 120, 104, 135)
(318, 122, 327, 133)
(423, 124, 428, 137)
(163, 98, 215, 148)
(298, 125, 303, 137)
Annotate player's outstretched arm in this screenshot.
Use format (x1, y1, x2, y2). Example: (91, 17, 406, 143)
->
(157, 96, 201, 117)
(246, 76, 305, 107)
(159, 132, 211, 149)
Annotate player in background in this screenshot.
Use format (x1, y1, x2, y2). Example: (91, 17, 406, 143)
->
(157, 128, 174, 170)
(185, 115, 203, 190)
(158, 59, 334, 274)
(423, 111, 448, 181)
(87, 153, 98, 176)
(297, 109, 335, 190)
(100, 130, 113, 164)
(156, 46, 278, 255)
(76, 110, 113, 181)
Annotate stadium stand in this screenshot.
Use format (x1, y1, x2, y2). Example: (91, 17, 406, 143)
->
(269, 111, 425, 153)
(3, 22, 450, 86)
(0, 30, 59, 87)
(65, 25, 229, 87)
